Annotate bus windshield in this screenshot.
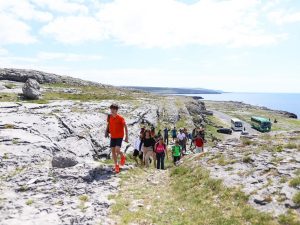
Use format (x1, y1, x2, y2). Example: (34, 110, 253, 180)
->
(234, 122, 243, 127)
(261, 122, 271, 128)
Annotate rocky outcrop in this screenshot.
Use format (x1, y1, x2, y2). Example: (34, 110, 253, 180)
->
(0, 99, 160, 225)
(22, 78, 41, 100)
(200, 132, 300, 216)
(0, 68, 107, 87)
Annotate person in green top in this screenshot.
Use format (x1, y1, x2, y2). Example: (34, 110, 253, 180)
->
(172, 140, 182, 165)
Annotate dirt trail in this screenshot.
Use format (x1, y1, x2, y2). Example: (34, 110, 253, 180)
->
(109, 168, 173, 225)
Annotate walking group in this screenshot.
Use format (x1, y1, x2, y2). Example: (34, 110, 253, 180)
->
(106, 104, 205, 173)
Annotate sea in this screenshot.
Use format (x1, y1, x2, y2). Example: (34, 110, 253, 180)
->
(181, 93, 300, 119)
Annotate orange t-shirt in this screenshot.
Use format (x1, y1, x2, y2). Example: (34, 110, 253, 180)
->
(109, 114, 126, 139)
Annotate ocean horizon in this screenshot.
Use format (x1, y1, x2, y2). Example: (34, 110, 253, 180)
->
(180, 92, 300, 119)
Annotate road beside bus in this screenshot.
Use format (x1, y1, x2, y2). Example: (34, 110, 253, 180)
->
(211, 110, 258, 136)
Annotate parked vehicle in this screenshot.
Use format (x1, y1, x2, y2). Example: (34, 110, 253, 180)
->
(251, 116, 272, 132)
(231, 118, 243, 131)
(217, 128, 232, 135)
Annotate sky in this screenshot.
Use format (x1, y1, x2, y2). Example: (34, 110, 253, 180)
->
(0, 0, 300, 93)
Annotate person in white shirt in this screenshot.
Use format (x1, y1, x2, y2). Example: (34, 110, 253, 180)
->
(133, 134, 143, 165)
(177, 129, 187, 155)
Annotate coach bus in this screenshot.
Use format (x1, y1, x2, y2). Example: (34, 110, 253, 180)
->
(231, 118, 243, 131)
(251, 116, 272, 132)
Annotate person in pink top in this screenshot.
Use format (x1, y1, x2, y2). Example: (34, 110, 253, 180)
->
(154, 137, 168, 170)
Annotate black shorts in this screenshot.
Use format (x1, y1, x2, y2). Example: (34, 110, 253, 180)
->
(133, 149, 139, 157)
(173, 156, 180, 163)
(110, 138, 123, 148)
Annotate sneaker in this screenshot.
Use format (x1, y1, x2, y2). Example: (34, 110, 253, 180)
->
(120, 155, 126, 166)
(115, 164, 120, 173)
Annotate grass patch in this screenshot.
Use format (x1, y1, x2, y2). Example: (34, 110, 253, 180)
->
(79, 195, 89, 202)
(278, 210, 300, 225)
(4, 124, 15, 129)
(0, 93, 19, 102)
(241, 138, 253, 146)
(289, 177, 300, 188)
(42, 84, 135, 102)
(78, 195, 89, 212)
(4, 83, 16, 89)
(110, 162, 278, 225)
(292, 192, 300, 205)
(285, 143, 298, 149)
(26, 199, 34, 206)
(242, 156, 253, 163)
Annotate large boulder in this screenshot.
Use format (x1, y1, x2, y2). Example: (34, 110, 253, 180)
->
(22, 78, 41, 100)
(51, 156, 78, 168)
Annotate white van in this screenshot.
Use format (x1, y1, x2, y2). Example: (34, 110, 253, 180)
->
(231, 118, 243, 131)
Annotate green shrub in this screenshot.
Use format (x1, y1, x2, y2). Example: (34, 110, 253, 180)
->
(285, 143, 298, 149)
(26, 199, 34, 205)
(242, 156, 252, 163)
(289, 177, 300, 188)
(79, 195, 89, 202)
(4, 124, 15, 129)
(292, 192, 300, 205)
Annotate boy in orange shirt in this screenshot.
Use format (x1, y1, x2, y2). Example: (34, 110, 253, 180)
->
(105, 104, 128, 173)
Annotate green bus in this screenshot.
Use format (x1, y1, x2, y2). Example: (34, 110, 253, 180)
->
(251, 116, 272, 132)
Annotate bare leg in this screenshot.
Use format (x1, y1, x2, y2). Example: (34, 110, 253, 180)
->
(111, 147, 117, 165)
(153, 152, 157, 168)
(114, 146, 123, 163)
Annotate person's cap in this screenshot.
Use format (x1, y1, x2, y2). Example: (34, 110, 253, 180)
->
(109, 103, 119, 110)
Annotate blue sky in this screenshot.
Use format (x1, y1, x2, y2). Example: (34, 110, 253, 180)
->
(0, 0, 300, 93)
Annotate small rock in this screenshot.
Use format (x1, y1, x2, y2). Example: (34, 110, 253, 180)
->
(51, 156, 78, 168)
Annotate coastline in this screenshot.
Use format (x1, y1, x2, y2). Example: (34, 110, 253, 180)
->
(203, 100, 298, 120)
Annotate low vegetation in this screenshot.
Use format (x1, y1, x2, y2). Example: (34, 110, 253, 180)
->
(289, 177, 300, 188)
(78, 195, 89, 212)
(292, 192, 300, 205)
(110, 160, 283, 225)
(4, 83, 16, 89)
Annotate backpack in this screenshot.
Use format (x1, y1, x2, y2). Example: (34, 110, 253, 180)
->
(105, 114, 111, 138)
(155, 143, 166, 153)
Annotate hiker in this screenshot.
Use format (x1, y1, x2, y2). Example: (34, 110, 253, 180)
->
(172, 140, 182, 165)
(171, 127, 177, 142)
(105, 104, 128, 173)
(190, 127, 197, 148)
(133, 134, 143, 165)
(199, 127, 205, 142)
(150, 126, 156, 138)
(194, 134, 204, 153)
(163, 127, 169, 145)
(155, 137, 168, 170)
(177, 129, 186, 155)
(139, 130, 156, 167)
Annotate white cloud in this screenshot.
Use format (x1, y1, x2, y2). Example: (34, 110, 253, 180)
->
(0, 13, 36, 44)
(37, 52, 103, 61)
(0, 0, 53, 22)
(40, 0, 285, 47)
(31, 0, 89, 14)
(268, 10, 300, 25)
(41, 16, 107, 44)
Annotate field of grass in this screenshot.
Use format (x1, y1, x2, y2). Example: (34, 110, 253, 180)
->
(0, 83, 147, 103)
(205, 101, 300, 131)
(109, 157, 291, 225)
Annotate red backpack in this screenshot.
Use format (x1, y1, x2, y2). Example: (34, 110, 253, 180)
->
(155, 143, 166, 153)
